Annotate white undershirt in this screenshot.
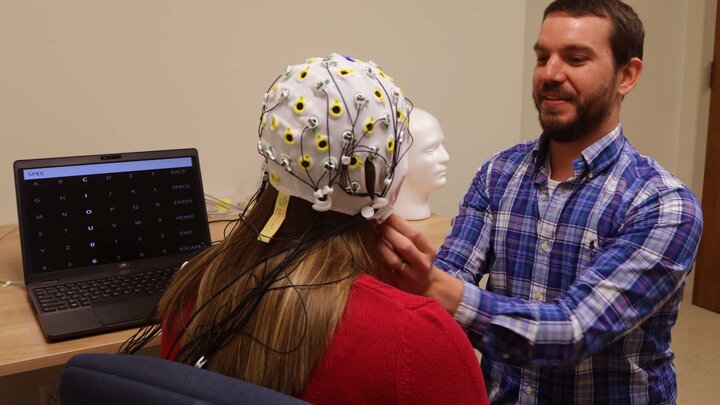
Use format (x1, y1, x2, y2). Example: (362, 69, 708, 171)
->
(546, 158, 562, 198)
(547, 176, 561, 198)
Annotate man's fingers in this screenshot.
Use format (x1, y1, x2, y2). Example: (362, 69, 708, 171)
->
(381, 222, 435, 275)
(384, 214, 436, 254)
(378, 237, 403, 268)
(382, 223, 421, 260)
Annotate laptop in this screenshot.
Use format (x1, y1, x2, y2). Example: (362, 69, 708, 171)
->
(13, 148, 211, 341)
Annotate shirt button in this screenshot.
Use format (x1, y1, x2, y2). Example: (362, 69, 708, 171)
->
(501, 353, 510, 360)
(533, 291, 542, 300)
(539, 193, 548, 201)
(588, 172, 594, 179)
(541, 240, 550, 252)
(525, 386, 534, 395)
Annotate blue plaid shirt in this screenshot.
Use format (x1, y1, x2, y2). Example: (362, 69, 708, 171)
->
(436, 124, 703, 404)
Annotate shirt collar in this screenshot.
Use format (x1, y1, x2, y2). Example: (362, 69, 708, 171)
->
(580, 123, 624, 176)
(532, 123, 625, 182)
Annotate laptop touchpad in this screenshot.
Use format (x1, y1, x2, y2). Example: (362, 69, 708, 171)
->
(93, 295, 160, 326)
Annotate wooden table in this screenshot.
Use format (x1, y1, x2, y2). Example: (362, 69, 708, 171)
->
(0, 214, 450, 377)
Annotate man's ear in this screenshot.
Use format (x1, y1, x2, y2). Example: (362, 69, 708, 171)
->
(618, 57, 643, 97)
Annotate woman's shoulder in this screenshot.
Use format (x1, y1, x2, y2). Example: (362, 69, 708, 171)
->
(348, 274, 465, 337)
(351, 273, 444, 312)
(340, 274, 488, 404)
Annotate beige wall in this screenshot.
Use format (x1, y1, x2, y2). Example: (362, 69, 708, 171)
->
(0, 0, 527, 225)
(0, 0, 714, 234)
(0, 1, 715, 402)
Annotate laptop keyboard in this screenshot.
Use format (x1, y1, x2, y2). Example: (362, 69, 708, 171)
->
(32, 267, 178, 312)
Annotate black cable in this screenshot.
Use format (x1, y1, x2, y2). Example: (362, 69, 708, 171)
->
(171, 209, 365, 365)
(123, 189, 366, 365)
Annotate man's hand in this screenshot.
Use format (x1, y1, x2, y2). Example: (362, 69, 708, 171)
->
(378, 214, 464, 314)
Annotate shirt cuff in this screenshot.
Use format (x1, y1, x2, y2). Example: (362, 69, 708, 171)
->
(453, 281, 493, 336)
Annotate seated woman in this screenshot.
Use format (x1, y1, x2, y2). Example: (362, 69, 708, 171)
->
(124, 54, 488, 404)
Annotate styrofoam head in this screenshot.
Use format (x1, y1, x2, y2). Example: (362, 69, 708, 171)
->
(257, 54, 411, 219)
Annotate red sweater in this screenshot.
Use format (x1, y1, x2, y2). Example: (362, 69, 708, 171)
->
(162, 274, 489, 404)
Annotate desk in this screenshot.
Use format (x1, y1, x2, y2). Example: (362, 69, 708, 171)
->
(0, 214, 450, 377)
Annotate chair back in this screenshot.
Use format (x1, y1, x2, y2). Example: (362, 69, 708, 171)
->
(59, 353, 309, 405)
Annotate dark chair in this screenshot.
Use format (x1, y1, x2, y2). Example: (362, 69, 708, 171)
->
(59, 353, 309, 405)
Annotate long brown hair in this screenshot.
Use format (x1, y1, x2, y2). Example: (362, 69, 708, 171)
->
(159, 184, 382, 395)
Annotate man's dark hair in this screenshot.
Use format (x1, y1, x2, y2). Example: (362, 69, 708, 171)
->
(544, 0, 644, 70)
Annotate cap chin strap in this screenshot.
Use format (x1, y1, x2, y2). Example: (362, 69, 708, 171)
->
(258, 191, 290, 243)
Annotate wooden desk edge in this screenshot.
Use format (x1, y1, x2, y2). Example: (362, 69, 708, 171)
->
(1, 335, 161, 377)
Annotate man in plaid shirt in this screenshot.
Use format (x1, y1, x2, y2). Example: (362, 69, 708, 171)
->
(379, 0, 704, 403)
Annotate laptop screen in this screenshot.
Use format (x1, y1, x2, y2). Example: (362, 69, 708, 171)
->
(14, 149, 211, 278)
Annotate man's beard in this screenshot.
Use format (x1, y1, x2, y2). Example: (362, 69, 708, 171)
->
(533, 80, 615, 143)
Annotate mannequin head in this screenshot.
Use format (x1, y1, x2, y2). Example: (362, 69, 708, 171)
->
(394, 108, 449, 220)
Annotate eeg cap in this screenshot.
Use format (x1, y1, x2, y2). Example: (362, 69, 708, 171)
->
(257, 53, 411, 219)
